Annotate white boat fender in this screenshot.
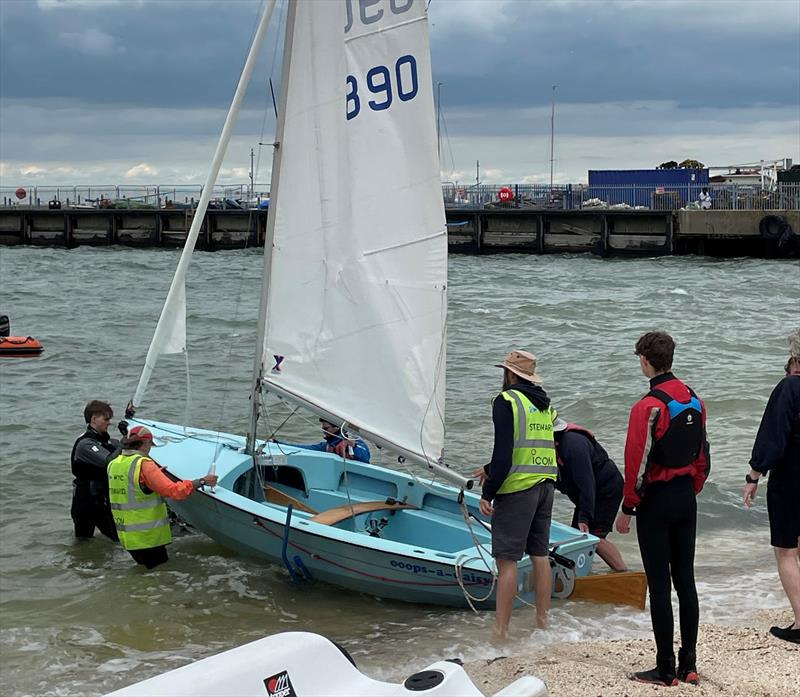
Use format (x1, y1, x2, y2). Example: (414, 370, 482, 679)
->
(103, 631, 548, 697)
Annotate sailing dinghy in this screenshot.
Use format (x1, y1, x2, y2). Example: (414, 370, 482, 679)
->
(127, 0, 599, 609)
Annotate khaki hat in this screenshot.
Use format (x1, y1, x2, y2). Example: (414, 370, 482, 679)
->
(553, 417, 568, 432)
(495, 349, 543, 384)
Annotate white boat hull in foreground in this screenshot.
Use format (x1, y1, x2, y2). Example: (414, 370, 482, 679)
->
(105, 631, 548, 697)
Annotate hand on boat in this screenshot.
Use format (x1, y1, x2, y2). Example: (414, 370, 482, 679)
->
(479, 498, 493, 517)
(202, 474, 219, 487)
(331, 439, 355, 459)
(615, 512, 631, 534)
(578, 522, 590, 533)
(470, 466, 487, 486)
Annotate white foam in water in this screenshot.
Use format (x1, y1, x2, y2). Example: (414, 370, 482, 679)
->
(669, 287, 689, 295)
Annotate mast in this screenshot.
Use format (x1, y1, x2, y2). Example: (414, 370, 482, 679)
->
(131, 0, 278, 409)
(436, 81, 442, 161)
(247, 0, 299, 456)
(549, 84, 556, 192)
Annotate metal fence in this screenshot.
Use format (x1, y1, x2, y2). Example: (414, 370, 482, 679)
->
(0, 184, 270, 210)
(2, 182, 799, 211)
(444, 183, 800, 211)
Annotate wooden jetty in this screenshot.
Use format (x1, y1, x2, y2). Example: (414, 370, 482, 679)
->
(0, 207, 797, 257)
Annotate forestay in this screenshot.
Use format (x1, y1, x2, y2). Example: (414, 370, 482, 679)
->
(261, 0, 447, 467)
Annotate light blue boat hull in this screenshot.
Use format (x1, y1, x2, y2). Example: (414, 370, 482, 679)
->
(133, 419, 599, 609)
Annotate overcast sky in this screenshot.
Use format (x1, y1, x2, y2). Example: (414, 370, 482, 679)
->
(1, 0, 798, 187)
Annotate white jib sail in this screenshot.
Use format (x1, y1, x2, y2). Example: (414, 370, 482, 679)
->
(261, 0, 447, 467)
(132, 0, 278, 408)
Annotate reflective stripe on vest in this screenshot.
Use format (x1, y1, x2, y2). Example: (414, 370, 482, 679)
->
(107, 452, 171, 551)
(496, 389, 558, 495)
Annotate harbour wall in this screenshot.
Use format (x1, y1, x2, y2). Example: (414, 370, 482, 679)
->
(0, 208, 797, 257)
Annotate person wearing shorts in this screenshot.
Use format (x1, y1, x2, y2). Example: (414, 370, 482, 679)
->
(743, 329, 800, 644)
(472, 350, 558, 640)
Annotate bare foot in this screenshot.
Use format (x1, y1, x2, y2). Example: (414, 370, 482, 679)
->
(491, 625, 508, 644)
(536, 614, 548, 629)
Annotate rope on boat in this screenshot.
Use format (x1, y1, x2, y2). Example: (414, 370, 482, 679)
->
(454, 554, 495, 612)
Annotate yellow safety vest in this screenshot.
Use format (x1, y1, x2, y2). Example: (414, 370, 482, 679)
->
(107, 451, 171, 551)
(496, 389, 558, 495)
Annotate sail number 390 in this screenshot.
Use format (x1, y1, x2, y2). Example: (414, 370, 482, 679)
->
(346, 55, 418, 120)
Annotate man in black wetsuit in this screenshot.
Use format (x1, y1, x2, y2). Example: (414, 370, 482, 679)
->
(743, 329, 800, 644)
(553, 419, 627, 572)
(70, 400, 120, 541)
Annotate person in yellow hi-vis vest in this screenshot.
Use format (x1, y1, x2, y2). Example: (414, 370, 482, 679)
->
(472, 350, 558, 641)
(107, 426, 218, 569)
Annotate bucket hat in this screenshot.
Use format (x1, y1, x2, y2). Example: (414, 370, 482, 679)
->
(495, 349, 543, 384)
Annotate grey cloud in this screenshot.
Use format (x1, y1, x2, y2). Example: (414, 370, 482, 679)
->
(429, 0, 799, 110)
(1, 0, 282, 109)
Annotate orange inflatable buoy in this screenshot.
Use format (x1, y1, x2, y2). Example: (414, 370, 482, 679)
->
(0, 336, 44, 357)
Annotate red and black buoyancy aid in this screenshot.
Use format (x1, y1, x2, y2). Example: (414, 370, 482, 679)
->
(647, 388, 704, 469)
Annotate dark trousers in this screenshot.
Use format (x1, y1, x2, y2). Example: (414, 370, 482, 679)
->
(636, 475, 699, 662)
(129, 545, 169, 569)
(71, 479, 119, 541)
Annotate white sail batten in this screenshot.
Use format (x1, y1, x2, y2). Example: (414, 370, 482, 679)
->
(261, 0, 447, 467)
(133, 0, 278, 408)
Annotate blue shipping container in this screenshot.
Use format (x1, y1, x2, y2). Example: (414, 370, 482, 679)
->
(586, 169, 710, 208)
(588, 169, 709, 186)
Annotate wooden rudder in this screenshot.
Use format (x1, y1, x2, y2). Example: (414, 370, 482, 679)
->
(569, 571, 648, 609)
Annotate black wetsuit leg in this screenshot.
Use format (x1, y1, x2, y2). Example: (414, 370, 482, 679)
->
(636, 476, 698, 661)
(71, 480, 96, 538)
(93, 485, 119, 542)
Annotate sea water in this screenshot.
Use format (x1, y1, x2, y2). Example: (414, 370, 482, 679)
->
(0, 247, 797, 695)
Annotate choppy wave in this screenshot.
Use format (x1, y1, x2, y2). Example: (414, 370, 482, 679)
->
(1, 248, 797, 695)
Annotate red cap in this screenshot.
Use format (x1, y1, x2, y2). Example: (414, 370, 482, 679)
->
(124, 425, 153, 444)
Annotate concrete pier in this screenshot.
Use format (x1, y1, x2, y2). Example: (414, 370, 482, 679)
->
(0, 207, 797, 257)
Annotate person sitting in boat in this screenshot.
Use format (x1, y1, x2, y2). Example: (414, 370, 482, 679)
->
(553, 418, 628, 572)
(70, 400, 121, 542)
(276, 419, 371, 463)
(107, 426, 218, 569)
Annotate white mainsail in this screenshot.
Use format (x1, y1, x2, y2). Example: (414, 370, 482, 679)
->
(260, 0, 447, 467)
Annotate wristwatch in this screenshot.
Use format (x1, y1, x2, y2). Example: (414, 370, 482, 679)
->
(745, 473, 760, 484)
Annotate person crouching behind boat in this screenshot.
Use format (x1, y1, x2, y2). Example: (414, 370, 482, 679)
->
(742, 329, 800, 645)
(552, 418, 628, 572)
(471, 350, 558, 640)
(107, 426, 218, 570)
(276, 419, 371, 463)
(70, 400, 121, 542)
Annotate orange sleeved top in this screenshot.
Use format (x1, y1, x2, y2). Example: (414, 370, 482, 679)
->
(139, 458, 195, 500)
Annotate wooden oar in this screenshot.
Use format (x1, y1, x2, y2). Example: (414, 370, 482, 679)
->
(467, 513, 647, 609)
(570, 571, 648, 610)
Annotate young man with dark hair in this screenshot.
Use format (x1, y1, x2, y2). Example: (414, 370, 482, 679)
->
(472, 349, 558, 640)
(70, 400, 121, 541)
(615, 331, 711, 687)
(743, 329, 800, 644)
